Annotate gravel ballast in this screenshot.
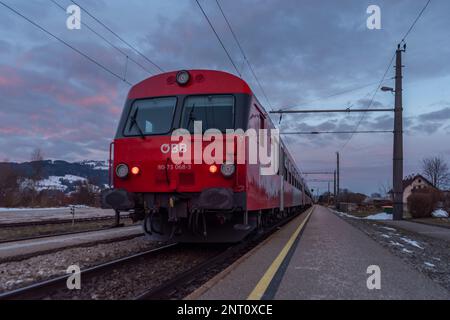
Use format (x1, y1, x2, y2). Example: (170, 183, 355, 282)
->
(0, 236, 162, 293)
(334, 211, 450, 293)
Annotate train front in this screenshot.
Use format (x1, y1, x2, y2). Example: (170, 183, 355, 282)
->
(101, 70, 254, 242)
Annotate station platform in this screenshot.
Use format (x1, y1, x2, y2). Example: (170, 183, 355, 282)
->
(0, 225, 143, 261)
(0, 207, 118, 225)
(188, 206, 450, 300)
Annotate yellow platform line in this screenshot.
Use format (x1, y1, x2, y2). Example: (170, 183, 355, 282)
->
(247, 206, 315, 300)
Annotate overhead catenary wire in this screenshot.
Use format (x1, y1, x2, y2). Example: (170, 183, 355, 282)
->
(339, 0, 432, 151)
(279, 78, 393, 112)
(215, 0, 273, 111)
(339, 52, 396, 150)
(50, 0, 154, 77)
(70, 0, 164, 73)
(282, 130, 392, 135)
(400, 0, 432, 44)
(195, 0, 241, 77)
(0, 0, 132, 86)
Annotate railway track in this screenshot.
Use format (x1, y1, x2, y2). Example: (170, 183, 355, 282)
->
(136, 209, 307, 300)
(0, 215, 135, 244)
(0, 243, 179, 300)
(0, 208, 309, 300)
(0, 214, 131, 228)
(0, 223, 137, 245)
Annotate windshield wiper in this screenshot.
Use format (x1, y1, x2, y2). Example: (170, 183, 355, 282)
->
(186, 104, 196, 133)
(129, 107, 146, 140)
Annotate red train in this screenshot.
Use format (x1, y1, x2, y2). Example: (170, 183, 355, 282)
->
(102, 70, 313, 242)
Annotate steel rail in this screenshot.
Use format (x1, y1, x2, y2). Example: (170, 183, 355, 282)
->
(0, 243, 178, 300)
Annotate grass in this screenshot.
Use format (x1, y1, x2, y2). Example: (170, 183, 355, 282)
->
(410, 217, 450, 228)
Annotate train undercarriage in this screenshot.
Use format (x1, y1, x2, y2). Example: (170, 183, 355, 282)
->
(102, 188, 310, 243)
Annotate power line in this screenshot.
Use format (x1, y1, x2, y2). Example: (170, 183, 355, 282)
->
(400, 0, 432, 43)
(70, 0, 164, 73)
(279, 79, 393, 112)
(195, 0, 241, 77)
(0, 0, 132, 85)
(271, 108, 394, 114)
(50, 0, 153, 77)
(282, 130, 392, 135)
(215, 0, 273, 111)
(340, 0, 432, 151)
(339, 51, 396, 150)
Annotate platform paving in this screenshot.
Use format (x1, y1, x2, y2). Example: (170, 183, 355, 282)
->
(191, 206, 450, 300)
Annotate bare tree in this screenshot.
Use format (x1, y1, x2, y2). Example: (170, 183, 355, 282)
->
(422, 156, 450, 189)
(30, 148, 44, 181)
(378, 181, 392, 199)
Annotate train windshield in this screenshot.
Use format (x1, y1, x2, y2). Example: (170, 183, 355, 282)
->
(123, 97, 177, 136)
(181, 95, 235, 133)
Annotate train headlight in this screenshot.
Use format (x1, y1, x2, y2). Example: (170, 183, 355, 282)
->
(209, 165, 218, 174)
(116, 164, 129, 178)
(176, 70, 190, 86)
(220, 164, 235, 177)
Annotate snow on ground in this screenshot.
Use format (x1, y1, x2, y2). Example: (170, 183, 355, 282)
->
(390, 241, 404, 247)
(334, 211, 361, 219)
(334, 210, 393, 221)
(78, 160, 109, 170)
(0, 205, 92, 212)
(432, 209, 449, 218)
(424, 262, 436, 268)
(366, 212, 393, 221)
(402, 248, 413, 254)
(400, 237, 424, 249)
(36, 175, 87, 192)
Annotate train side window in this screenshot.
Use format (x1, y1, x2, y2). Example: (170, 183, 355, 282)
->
(259, 112, 265, 148)
(284, 158, 288, 182)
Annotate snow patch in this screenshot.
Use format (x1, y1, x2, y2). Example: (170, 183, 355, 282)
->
(381, 234, 391, 239)
(389, 241, 404, 247)
(36, 175, 87, 192)
(402, 248, 413, 254)
(366, 212, 393, 221)
(380, 226, 396, 232)
(333, 211, 361, 219)
(400, 237, 424, 249)
(0, 205, 92, 212)
(432, 209, 449, 218)
(78, 160, 109, 170)
(424, 262, 435, 268)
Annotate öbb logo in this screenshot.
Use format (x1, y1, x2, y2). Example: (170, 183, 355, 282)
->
(161, 144, 187, 154)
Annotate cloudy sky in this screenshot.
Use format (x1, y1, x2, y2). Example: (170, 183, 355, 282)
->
(0, 0, 449, 194)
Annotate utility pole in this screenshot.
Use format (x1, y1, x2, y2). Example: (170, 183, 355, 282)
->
(327, 180, 331, 205)
(336, 152, 340, 209)
(393, 44, 406, 221)
(333, 170, 337, 205)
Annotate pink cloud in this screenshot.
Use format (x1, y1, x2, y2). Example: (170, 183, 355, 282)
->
(0, 66, 22, 87)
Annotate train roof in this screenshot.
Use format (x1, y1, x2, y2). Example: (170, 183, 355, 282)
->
(128, 69, 252, 100)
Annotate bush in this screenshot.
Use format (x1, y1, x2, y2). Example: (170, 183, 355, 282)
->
(407, 189, 442, 218)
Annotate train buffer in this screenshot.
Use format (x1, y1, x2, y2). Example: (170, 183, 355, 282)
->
(187, 205, 450, 300)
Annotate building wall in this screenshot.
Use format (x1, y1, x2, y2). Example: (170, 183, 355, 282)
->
(403, 177, 434, 211)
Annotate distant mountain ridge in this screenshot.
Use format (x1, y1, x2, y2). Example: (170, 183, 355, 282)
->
(0, 160, 109, 192)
